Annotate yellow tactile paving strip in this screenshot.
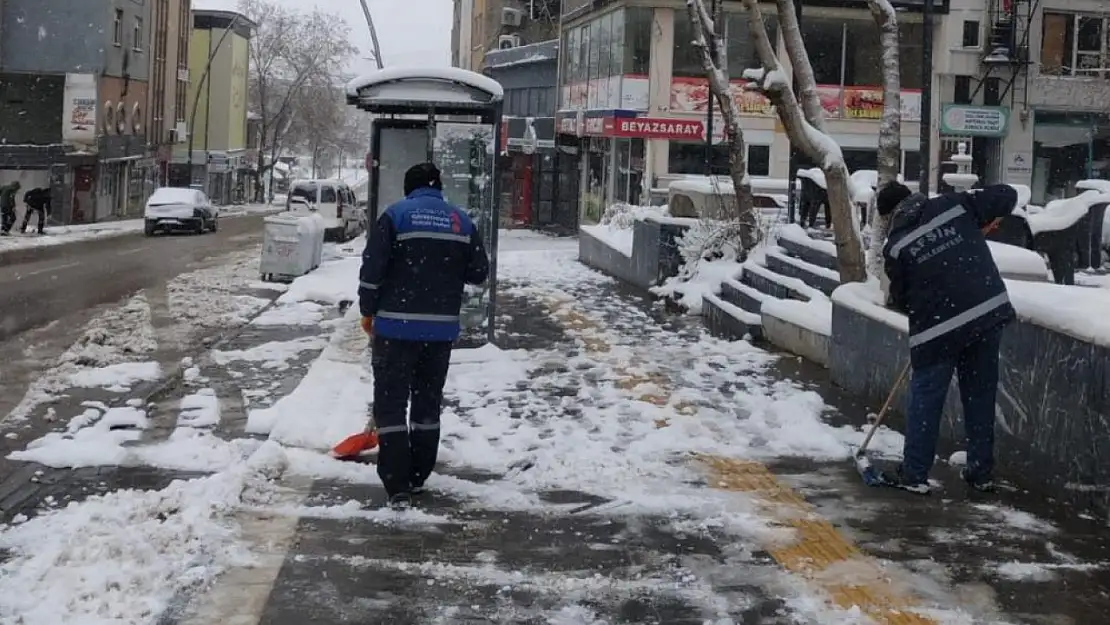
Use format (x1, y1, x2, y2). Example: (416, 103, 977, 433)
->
(541, 295, 938, 624)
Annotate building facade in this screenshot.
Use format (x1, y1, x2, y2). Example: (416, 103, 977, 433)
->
(485, 40, 578, 230)
(934, 0, 1110, 204)
(147, 0, 192, 186)
(453, 0, 561, 71)
(171, 9, 254, 205)
(0, 0, 154, 223)
(557, 0, 951, 224)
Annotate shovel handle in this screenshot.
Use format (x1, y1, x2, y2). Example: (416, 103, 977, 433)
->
(858, 360, 911, 455)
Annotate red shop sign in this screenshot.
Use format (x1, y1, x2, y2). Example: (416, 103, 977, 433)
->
(609, 117, 705, 140)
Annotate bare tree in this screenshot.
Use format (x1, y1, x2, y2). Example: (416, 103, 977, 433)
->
(737, 0, 867, 282)
(865, 0, 902, 278)
(241, 0, 356, 200)
(685, 0, 760, 255)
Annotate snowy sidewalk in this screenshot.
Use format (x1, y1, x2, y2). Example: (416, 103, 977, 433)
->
(1, 233, 1108, 624)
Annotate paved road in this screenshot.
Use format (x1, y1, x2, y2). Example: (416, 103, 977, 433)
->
(0, 215, 268, 342)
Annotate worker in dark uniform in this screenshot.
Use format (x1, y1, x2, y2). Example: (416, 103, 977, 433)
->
(358, 162, 490, 509)
(21, 187, 51, 235)
(877, 182, 1018, 495)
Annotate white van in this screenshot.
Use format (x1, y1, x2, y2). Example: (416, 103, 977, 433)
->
(286, 179, 363, 241)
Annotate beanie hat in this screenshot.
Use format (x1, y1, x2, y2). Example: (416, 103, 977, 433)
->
(875, 181, 912, 217)
(403, 162, 443, 196)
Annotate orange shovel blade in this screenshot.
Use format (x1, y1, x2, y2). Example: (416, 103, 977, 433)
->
(331, 431, 379, 459)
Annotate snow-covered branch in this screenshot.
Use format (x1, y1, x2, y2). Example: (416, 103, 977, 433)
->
(740, 0, 866, 282)
(685, 0, 760, 254)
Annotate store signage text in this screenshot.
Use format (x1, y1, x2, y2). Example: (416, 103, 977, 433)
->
(941, 105, 1009, 137)
(609, 118, 706, 140)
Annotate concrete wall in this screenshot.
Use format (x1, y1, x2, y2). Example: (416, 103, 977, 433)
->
(578, 218, 687, 290)
(830, 287, 1110, 517)
(0, 72, 65, 144)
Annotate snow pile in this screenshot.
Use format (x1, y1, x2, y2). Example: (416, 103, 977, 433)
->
(179, 388, 221, 428)
(0, 442, 289, 625)
(5, 294, 158, 422)
(278, 256, 361, 306)
(651, 220, 745, 314)
(987, 241, 1049, 280)
(1022, 190, 1110, 235)
(0, 218, 146, 253)
(252, 300, 328, 326)
(580, 203, 669, 257)
(167, 248, 270, 329)
(67, 361, 162, 391)
(10, 404, 149, 468)
(212, 335, 328, 371)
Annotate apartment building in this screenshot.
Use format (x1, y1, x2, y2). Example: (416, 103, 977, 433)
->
(0, 0, 155, 222)
(935, 0, 1110, 204)
(452, 0, 560, 70)
(170, 8, 254, 204)
(148, 0, 192, 186)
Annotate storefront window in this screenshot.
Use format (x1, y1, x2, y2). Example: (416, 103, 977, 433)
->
(803, 18, 844, 85)
(843, 149, 878, 172)
(588, 20, 600, 85)
(726, 13, 777, 80)
(1032, 112, 1110, 203)
(625, 7, 652, 75)
(598, 11, 612, 81)
(844, 20, 881, 87)
(578, 23, 590, 85)
(903, 151, 921, 181)
(584, 137, 609, 224)
(668, 141, 770, 177)
(565, 27, 579, 97)
(615, 138, 645, 205)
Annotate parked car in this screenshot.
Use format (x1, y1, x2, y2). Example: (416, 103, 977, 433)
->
(144, 187, 219, 236)
(286, 178, 362, 241)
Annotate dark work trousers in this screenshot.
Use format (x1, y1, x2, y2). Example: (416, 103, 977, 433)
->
(0, 205, 14, 233)
(20, 205, 45, 234)
(371, 335, 454, 496)
(901, 328, 1003, 485)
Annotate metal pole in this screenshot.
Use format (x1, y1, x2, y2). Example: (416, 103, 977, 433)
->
(787, 0, 803, 223)
(358, 0, 385, 69)
(704, 0, 716, 175)
(919, 0, 934, 195)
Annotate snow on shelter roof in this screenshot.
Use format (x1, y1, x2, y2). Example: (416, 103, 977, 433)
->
(345, 67, 504, 112)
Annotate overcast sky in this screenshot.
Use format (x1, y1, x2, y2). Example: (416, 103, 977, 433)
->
(194, 0, 453, 73)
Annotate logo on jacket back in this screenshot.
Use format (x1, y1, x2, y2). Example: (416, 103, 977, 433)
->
(450, 212, 461, 234)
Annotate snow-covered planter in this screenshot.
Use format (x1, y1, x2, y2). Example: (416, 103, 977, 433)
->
(579, 205, 695, 290)
(650, 220, 746, 314)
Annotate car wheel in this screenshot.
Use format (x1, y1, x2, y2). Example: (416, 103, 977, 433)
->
(195, 219, 205, 235)
(144, 220, 157, 236)
(210, 216, 219, 233)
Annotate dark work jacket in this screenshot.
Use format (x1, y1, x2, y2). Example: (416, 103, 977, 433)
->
(883, 185, 1018, 366)
(358, 187, 490, 342)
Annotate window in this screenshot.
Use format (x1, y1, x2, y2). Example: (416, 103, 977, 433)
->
(610, 9, 625, 78)
(320, 186, 337, 204)
(597, 11, 612, 81)
(1041, 12, 1110, 78)
(671, 12, 703, 78)
(113, 9, 124, 45)
(899, 22, 924, 90)
(842, 149, 878, 172)
(624, 7, 652, 75)
(953, 75, 972, 104)
(845, 20, 882, 87)
(962, 20, 981, 48)
(748, 145, 770, 177)
(903, 151, 922, 181)
(727, 13, 777, 80)
(983, 76, 1001, 105)
(134, 17, 143, 51)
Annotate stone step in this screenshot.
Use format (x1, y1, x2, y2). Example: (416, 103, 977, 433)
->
(765, 248, 840, 296)
(776, 235, 838, 272)
(739, 261, 811, 302)
(702, 293, 763, 342)
(721, 279, 770, 316)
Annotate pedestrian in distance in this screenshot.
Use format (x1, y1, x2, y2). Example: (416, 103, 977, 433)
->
(358, 162, 490, 510)
(876, 181, 1019, 495)
(20, 187, 50, 235)
(0, 180, 21, 236)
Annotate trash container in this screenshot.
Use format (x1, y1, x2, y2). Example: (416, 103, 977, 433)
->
(304, 210, 327, 269)
(260, 213, 324, 282)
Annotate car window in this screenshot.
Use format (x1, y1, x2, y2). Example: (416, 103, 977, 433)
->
(290, 183, 317, 202)
(320, 186, 337, 203)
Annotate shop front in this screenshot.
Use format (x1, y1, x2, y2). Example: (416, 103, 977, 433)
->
(498, 116, 575, 230)
(1032, 111, 1110, 204)
(559, 111, 702, 224)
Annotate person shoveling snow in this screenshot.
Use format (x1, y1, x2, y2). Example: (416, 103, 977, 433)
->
(871, 182, 1019, 494)
(337, 162, 489, 510)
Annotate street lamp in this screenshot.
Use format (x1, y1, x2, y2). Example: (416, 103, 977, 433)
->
(358, 0, 385, 69)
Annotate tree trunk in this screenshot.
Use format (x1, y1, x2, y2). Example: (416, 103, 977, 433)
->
(687, 0, 759, 253)
(864, 0, 903, 279)
(742, 0, 867, 282)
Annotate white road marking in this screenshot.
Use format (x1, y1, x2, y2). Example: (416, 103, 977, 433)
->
(15, 261, 81, 279)
(116, 248, 144, 256)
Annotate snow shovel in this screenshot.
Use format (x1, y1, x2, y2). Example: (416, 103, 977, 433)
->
(854, 360, 910, 486)
(331, 425, 379, 460)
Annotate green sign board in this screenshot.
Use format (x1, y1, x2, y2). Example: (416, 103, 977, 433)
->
(940, 104, 1010, 137)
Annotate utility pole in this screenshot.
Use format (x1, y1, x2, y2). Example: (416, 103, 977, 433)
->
(786, 0, 803, 223)
(358, 0, 385, 69)
(704, 0, 718, 176)
(919, 0, 934, 195)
